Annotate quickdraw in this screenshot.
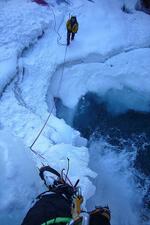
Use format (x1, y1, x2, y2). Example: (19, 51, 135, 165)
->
(71, 195, 83, 220)
(38, 165, 111, 225)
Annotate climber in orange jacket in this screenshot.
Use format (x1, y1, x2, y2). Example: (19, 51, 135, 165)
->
(66, 16, 79, 46)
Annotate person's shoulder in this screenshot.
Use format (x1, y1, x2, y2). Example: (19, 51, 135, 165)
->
(66, 20, 70, 26)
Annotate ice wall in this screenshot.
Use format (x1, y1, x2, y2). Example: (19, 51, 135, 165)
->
(0, 129, 44, 225)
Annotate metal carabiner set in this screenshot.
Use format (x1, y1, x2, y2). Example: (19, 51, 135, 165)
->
(69, 213, 90, 225)
(69, 207, 111, 225)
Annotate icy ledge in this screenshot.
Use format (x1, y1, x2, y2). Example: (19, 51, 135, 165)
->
(50, 48, 150, 114)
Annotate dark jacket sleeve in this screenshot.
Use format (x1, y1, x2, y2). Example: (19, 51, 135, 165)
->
(21, 194, 72, 225)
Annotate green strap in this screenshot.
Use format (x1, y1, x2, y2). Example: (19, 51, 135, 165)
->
(41, 217, 72, 225)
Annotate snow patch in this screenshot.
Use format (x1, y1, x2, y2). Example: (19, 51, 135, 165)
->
(0, 57, 17, 95)
(0, 129, 44, 225)
(0, 0, 51, 94)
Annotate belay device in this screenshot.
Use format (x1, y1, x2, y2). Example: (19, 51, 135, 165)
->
(39, 165, 84, 222)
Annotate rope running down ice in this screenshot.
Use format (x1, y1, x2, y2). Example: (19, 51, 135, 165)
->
(30, 46, 68, 151)
(30, 3, 69, 154)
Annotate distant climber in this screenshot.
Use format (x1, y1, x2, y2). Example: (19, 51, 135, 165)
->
(21, 166, 111, 225)
(32, 0, 48, 6)
(66, 16, 79, 46)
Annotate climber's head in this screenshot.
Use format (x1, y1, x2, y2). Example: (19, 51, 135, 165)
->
(71, 16, 77, 23)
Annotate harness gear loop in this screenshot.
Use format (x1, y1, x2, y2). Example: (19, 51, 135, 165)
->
(41, 217, 72, 225)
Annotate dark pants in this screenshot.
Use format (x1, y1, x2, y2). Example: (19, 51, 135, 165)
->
(67, 32, 75, 45)
(21, 194, 72, 225)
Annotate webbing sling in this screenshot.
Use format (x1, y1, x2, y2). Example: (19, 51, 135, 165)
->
(41, 217, 72, 225)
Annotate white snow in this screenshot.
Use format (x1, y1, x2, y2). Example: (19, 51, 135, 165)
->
(0, 0, 150, 224)
(0, 57, 17, 93)
(0, 0, 51, 94)
(0, 129, 44, 225)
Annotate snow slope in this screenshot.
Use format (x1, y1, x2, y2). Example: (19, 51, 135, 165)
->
(0, 129, 44, 225)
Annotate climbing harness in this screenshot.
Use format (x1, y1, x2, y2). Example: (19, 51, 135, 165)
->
(41, 217, 72, 225)
(37, 165, 111, 225)
(38, 165, 84, 224)
(22, 162, 111, 225)
(39, 164, 81, 197)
